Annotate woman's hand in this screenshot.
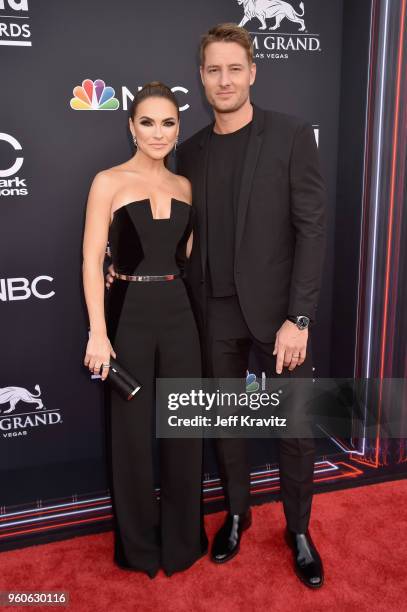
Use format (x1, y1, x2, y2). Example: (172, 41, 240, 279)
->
(84, 333, 117, 381)
(105, 263, 116, 289)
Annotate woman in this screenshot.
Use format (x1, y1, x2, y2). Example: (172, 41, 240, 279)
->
(82, 81, 208, 578)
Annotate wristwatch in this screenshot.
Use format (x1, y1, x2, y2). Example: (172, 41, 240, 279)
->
(287, 315, 310, 330)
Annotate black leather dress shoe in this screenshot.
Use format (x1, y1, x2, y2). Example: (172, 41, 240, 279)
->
(211, 510, 252, 564)
(285, 528, 324, 588)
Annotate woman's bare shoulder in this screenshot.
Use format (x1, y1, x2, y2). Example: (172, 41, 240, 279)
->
(174, 174, 192, 204)
(96, 162, 131, 180)
(91, 163, 130, 192)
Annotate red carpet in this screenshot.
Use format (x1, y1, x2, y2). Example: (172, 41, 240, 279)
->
(1, 479, 407, 612)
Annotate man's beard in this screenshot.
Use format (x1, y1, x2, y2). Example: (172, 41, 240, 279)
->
(210, 93, 249, 115)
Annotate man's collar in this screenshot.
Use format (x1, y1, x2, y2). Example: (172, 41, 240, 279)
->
(198, 102, 264, 148)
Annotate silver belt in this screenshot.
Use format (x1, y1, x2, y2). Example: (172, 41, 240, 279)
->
(116, 272, 181, 282)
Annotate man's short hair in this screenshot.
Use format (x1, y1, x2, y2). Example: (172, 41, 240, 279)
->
(200, 23, 254, 66)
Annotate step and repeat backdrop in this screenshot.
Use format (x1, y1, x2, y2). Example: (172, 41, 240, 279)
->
(1, 0, 405, 548)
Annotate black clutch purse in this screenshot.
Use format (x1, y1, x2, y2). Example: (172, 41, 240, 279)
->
(108, 357, 141, 401)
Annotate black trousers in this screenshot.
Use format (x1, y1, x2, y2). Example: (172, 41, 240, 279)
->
(205, 295, 316, 533)
(107, 279, 207, 577)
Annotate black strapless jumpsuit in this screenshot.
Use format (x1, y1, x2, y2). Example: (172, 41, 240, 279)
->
(105, 198, 207, 578)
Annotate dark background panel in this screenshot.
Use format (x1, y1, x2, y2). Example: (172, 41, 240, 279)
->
(1, 0, 391, 529)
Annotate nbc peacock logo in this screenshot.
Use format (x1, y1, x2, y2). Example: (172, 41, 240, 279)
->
(70, 79, 119, 110)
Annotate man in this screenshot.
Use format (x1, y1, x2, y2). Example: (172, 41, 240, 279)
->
(108, 23, 326, 588)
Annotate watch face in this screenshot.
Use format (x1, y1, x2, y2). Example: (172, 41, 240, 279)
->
(298, 316, 310, 329)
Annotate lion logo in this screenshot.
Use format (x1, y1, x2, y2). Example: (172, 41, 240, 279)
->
(237, 0, 306, 31)
(0, 385, 44, 414)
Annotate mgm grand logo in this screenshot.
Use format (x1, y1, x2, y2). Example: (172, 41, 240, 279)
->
(236, 0, 321, 60)
(0, 384, 62, 438)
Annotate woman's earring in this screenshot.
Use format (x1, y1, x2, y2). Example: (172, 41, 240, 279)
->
(133, 136, 138, 148)
(174, 137, 179, 152)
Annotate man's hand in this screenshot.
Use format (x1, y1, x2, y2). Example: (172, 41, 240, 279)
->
(273, 319, 308, 374)
(105, 263, 116, 289)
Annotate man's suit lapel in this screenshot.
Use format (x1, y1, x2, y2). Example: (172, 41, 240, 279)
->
(234, 104, 265, 258)
(197, 123, 213, 279)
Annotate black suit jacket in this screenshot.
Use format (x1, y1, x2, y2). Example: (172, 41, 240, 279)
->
(176, 104, 327, 343)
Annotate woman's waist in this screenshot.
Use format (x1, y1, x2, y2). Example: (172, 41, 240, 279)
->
(107, 275, 192, 318)
(113, 261, 183, 279)
(115, 271, 183, 282)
